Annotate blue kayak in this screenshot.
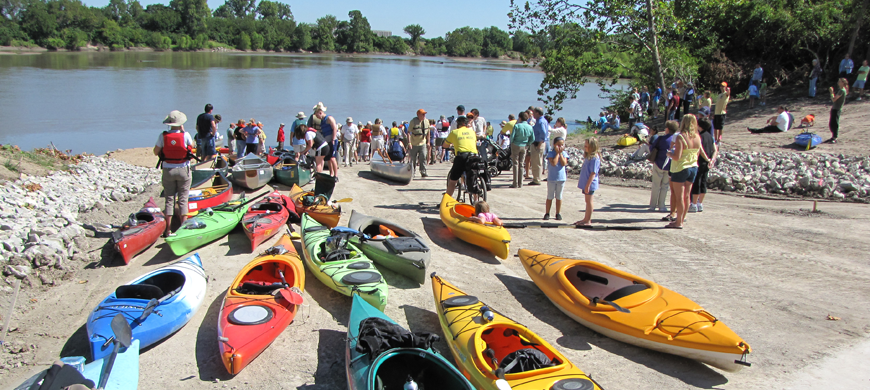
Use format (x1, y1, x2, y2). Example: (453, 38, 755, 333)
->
(795, 132, 822, 149)
(86, 254, 208, 361)
(14, 340, 140, 390)
(345, 294, 474, 390)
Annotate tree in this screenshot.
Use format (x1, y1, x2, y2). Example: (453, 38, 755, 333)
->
(482, 26, 511, 58)
(345, 10, 372, 53)
(293, 22, 312, 50)
(19, 1, 56, 44)
(237, 31, 250, 49)
(223, 0, 255, 18)
(403, 24, 424, 51)
(445, 27, 484, 57)
(256, 0, 291, 20)
(313, 14, 337, 52)
(170, 0, 210, 36)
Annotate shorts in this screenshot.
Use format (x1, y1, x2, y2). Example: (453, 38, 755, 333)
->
(582, 190, 595, 195)
(312, 143, 330, 157)
(435, 138, 446, 147)
(546, 180, 565, 200)
(670, 166, 698, 183)
(854, 80, 866, 89)
(449, 153, 473, 181)
(199, 135, 216, 156)
(713, 114, 725, 131)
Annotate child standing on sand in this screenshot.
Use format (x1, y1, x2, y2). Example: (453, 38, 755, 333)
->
(574, 138, 600, 226)
(544, 137, 568, 220)
(699, 91, 712, 112)
(469, 201, 503, 226)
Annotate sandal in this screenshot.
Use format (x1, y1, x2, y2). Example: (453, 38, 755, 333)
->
(664, 224, 683, 229)
(574, 221, 591, 226)
(661, 215, 675, 222)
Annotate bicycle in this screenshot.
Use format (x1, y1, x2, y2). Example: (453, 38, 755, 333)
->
(445, 151, 487, 204)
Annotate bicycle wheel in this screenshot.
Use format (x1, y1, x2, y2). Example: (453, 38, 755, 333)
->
(446, 172, 464, 203)
(471, 174, 487, 203)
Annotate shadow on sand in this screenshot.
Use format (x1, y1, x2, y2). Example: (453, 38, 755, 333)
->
(419, 217, 500, 265)
(296, 329, 346, 390)
(295, 240, 352, 327)
(195, 291, 234, 382)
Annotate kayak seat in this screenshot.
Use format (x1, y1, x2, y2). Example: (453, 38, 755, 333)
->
(603, 283, 649, 302)
(251, 202, 284, 212)
(304, 225, 329, 233)
(139, 271, 186, 297)
(577, 271, 608, 285)
(116, 284, 164, 300)
(236, 282, 283, 295)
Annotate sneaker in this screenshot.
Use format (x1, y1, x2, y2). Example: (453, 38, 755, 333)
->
(528, 181, 542, 186)
(509, 184, 518, 188)
(658, 207, 668, 212)
(698, 203, 704, 212)
(648, 207, 657, 211)
(421, 173, 429, 178)
(555, 213, 562, 221)
(688, 204, 698, 212)
(543, 213, 550, 220)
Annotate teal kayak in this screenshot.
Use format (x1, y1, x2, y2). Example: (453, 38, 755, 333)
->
(165, 204, 249, 256)
(300, 214, 387, 311)
(345, 294, 474, 390)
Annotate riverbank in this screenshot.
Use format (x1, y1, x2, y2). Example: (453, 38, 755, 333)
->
(0, 154, 868, 389)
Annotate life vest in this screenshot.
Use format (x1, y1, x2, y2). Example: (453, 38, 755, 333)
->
(162, 131, 192, 164)
(307, 128, 326, 149)
(441, 119, 449, 129)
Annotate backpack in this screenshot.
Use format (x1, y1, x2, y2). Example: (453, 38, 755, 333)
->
(388, 139, 405, 160)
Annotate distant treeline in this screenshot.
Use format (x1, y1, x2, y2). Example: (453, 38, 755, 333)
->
(0, 0, 543, 58)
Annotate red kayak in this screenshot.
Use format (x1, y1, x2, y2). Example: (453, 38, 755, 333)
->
(112, 198, 166, 264)
(242, 191, 297, 252)
(187, 171, 233, 215)
(218, 233, 305, 375)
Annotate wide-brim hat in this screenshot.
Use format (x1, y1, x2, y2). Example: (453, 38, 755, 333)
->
(163, 110, 187, 126)
(313, 102, 327, 112)
(296, 112, 306, 119)
(346, 117, 354, 123)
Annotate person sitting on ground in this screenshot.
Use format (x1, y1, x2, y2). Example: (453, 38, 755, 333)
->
(468, 200, 503, 226)
(748, 106, 790, 133)
(596, 111, 608, 130)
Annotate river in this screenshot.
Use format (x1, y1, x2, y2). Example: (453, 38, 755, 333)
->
(0, 52, 616, 154)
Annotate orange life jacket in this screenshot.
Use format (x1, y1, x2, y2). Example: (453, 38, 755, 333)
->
(162, 131, 192, 164)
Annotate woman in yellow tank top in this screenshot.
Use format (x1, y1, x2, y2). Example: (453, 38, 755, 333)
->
(666, 114, 706, 229)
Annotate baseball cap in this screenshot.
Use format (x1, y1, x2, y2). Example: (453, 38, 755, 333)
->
(417, 109, 427, 115)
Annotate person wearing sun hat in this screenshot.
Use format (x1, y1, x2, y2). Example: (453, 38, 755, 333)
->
(291, 112, 308, 160)
(408, 108, 430, 177)
(310, 102, 340, 178)
(340, 117, 359, 167)
(153, 110, 195, 237)
(713, 81, 731, 143)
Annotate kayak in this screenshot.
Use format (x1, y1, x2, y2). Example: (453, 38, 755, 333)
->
(300, 213, 387, 311)
(289, 183, 341, 228)
(187, 171, 233, 215)
(439, 193, 510, 259)
(273, 155, 312, 187)
(346, 294, 475, 390)
(191, 155, 230, 188)
(517, 249, 752, 371)
(218, 233, 305, 375)
(369, 152, 413, 184)
(14, 340, 141, 390)
(431, 274, 602, 390)
(165, 202, 249, 257)
(112, 197, 165, 265)
(87, 254, 207, 361)
(794, 132, 822, 149)
(347, 210, 430, 284)
(231, 153, 274, 190)
(241, 191, 295, 252)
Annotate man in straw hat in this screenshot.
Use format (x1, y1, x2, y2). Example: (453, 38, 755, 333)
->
(408, 108, 430, 177)
(153, 110, 195, 237)
(310, 102, 340, 179)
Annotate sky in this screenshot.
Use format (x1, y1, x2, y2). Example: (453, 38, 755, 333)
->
(80, 0, 514, 38)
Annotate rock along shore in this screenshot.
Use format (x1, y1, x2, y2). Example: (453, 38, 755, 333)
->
(565, 147, 870, 201)
(0, 156, 160, 288)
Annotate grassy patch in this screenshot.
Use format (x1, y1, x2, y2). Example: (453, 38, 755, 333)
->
(0, 145, 89, 174)
(3, 159, 18, 172)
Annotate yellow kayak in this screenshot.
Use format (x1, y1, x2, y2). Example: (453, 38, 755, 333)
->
(518, 249, 752, 371)
(439, 193, 510, 259)
(430, 273, 603, 390)
(616, 135, 637, 146)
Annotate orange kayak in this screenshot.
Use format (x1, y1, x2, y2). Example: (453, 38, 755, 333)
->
(288, 184, 340, 227)
(517, 249, 752, 371)
(217, 233, 305, 375)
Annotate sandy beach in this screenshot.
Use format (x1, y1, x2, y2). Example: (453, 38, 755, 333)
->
(1, 144, 868, 389)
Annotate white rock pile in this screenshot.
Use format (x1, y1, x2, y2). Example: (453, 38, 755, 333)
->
(0, 157, 160, 286)
(565, 147, 870, 201)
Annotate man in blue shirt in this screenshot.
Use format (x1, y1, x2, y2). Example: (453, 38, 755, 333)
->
(751, 64, 763, 84)
(840, 54, 854, 79)
(653, 85, 662, 118)
(529, 107, 548, 185)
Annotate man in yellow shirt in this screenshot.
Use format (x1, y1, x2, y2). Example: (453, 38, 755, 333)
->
(713, 82, 731, 143)
(443, 116, 478, 196)
(500, 114, 517, 135)
(408, 109, 430, 177)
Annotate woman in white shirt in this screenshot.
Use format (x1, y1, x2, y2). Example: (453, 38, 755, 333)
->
(549, 117, 568, 147)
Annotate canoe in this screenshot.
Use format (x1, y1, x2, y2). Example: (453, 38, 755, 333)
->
(14, 340, 141, 390)
(241, 191, 294, 252)
(347, 210, 430, 284)
(165, 202, 249, 257)
(794, 132, 822, 149)
(289, 183, 341, 228)
(439, 193, 511, 259)
(112, 197, 166, 264)
(274, 156, 312, 187)
(300, 213, 387, 311)
(87, 254, 207, 361)
(346, 294, 475, 390)
(231, 153, 274, 190)
(430, 274, 603, 390)
(218, 233, 305, 375)
(191, 155, 230, 188)
(517, 249, 752, 371)
(187, 171, 233, 215)
(369, 152, 413, 184)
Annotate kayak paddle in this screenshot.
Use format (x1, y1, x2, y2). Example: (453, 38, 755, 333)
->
(97, 314, 132, 390)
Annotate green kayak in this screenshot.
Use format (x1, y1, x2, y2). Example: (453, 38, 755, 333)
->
(300, 214, 388, 311)
(347, 210, 430, 285)
(165, 203, 249, 256)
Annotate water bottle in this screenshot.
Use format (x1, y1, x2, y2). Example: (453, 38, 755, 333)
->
(480, 306, 494, 322)
(403, 375, 418, 390)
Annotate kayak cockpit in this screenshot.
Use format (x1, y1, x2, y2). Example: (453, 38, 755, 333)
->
(474, 324, 564, 379)
(562, 264, 659, 310)
(234, 262, 295, 296)
(370, 349, 473, 390)
(117, 270, 185, 301)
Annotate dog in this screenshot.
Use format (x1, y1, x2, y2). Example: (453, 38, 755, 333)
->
(800, 114, 815, 128)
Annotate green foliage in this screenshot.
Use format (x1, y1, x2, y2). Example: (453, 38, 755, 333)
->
(236, 30, 250, 50)
(293, 23, 312, 51)
(373, 35, 408, 54)
(61, 28, 88, 50)
(403, 24, 424, 52)
(313, 14, 337, 52)
(446, 27, 484, 57)
(250, 31, 263, 50)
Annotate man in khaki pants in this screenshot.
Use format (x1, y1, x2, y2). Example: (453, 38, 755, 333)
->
(153, 110, 195, 237)
(509, 111, 534, 188)
(529, 107, 549, 185)
(408, 109, 430, 177)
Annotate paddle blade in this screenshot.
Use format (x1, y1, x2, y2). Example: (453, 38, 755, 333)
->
(333, 198, 353, 203)
(280, 288, 304, 305)
(496, 379, 512, 390)
(137, 298, 159, 324)
(110, 313, 132, 348)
